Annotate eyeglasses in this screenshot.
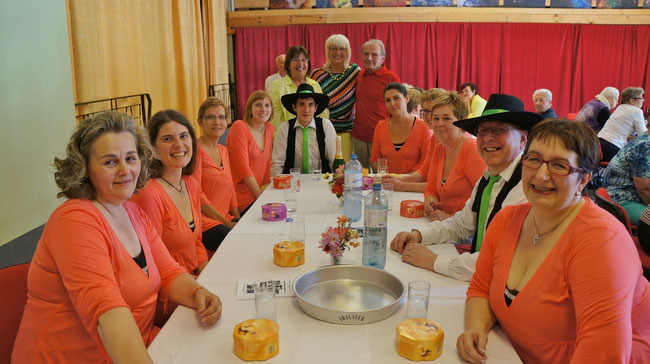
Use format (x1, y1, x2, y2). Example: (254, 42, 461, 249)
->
(522, 153, 585, 176)
(201, 115, 227, 121)
(420, 110, 432, 116)
(633, 97, 645, 100)
(291, 57, 309, 63)
(476, 126, 515, 136)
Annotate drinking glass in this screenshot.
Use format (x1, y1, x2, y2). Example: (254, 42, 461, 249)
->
(284, 187, 297, 213)
(377, 158, 388, 176)
(254, 280, 277, 321)
(290, 167, 300, 191)
(382, 182, 394, 211)
(290, 217, 305, 242)
(406, 281, 430, 319)
(310, 159, 322, 181)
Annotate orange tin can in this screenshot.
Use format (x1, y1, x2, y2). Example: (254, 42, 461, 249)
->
(273, 175, 291, 189)
(400, 200, 424, 218)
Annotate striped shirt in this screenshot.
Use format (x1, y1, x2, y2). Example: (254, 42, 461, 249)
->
(311, 63, 361, 133)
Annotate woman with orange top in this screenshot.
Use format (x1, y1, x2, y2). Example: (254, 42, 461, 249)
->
(370, 82, 432, 174)
(227, 91, 275, 214)
(12, 112, 221, 363)
(192, 97, 240, 250)
(423, 90, 486, 221)
(131, 110, 209, 275)
(458, 119, 650, 364)
(383, 88, 445, 192)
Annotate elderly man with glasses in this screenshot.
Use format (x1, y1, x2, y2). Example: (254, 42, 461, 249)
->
(391, 94, 543, 281)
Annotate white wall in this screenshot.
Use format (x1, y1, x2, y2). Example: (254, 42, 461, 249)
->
(0, 1, 75, 245)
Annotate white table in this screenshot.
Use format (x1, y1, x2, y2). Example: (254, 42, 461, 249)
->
(148, 176, 521, 363)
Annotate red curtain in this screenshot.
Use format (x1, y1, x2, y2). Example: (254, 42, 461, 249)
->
(573, 24, 650, 112)
(235, 23, 650, 119)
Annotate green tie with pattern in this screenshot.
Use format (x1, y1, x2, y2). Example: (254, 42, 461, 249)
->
(302, 126, 310, 174)
(475, 175, 500, 252)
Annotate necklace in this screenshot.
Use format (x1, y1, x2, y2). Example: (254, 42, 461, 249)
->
(326, 66, 346, 82)
(160, 176, 185, 197)
(530, 201, 580, 246)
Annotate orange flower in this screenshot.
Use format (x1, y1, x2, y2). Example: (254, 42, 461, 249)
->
(337, 215, 348, 226)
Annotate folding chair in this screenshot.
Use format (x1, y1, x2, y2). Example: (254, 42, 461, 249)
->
(0, 263, 30, 362)
(595, 188, 649, 272)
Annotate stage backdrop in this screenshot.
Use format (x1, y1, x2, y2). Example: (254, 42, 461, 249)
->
(234, 23, 650, 119)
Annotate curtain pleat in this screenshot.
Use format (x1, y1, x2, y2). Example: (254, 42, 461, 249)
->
(68, 0, 209, 127)
(235, 23, 650, 119)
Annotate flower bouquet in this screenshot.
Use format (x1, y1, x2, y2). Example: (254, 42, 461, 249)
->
(318, 215, 360, 265)
(323, 165, 345, 201)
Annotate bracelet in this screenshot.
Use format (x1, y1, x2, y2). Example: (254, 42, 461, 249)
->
(193, 286, 206, 297)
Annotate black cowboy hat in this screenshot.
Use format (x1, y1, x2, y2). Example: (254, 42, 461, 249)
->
(453, 94, 543, 136)
(281, 83, 330, 116)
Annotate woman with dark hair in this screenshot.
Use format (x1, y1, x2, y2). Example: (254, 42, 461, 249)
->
(192, 97, 240, 249)
(458, 119, 650, 363)
(227, 90, 275, 214)
(460, 82, 487, 118)
(598, 87, 646, 162)
(13, 112, 221, 363)
(269, 45, 329, 133)
(370, 82, 432, 174)
(131, 110, 209, 273)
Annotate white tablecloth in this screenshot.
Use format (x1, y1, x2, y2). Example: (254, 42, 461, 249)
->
(148, 176, 521, 363)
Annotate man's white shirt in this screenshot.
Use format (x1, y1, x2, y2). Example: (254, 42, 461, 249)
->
(416, 154, 527, 281)
(270, 118, 337, 177)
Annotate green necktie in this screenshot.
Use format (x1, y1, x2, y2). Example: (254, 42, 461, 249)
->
(475, 175, 500, 252)
(302, 126, 310, 174)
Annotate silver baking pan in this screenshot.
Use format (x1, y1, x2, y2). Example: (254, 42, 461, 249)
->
(293, 265, 405, 325)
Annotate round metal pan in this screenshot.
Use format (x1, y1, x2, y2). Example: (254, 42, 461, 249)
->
(293, 265, 405, 325)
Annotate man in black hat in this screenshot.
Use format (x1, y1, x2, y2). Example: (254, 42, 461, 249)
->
(270, 83, 337, 177)
(391, 94, 543, 281)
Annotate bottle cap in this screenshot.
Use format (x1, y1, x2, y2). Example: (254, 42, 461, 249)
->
(350, 153, 357, 159)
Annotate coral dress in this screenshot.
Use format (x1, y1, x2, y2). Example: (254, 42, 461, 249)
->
(468, 200, 650, 363)
(227, 120, 274, 211)
(12, 200, 185, 363)
(131, 176, 208, 274)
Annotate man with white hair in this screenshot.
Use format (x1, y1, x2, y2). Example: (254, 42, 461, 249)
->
(576, 86, 619, 133)
(264, 54, 286, 93)
(532, 88, 557, 119)
(350, 39, 400, 168)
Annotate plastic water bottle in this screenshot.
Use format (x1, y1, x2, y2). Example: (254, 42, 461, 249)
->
(362, 181, 388, 269)
(343, 154, 363, 222)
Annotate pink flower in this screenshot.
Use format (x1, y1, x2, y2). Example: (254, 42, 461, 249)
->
(319, 228, 339, 253)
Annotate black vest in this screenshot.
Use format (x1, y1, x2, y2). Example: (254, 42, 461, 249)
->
(470, 162, 522, 253)
(282, 117, 332, 174)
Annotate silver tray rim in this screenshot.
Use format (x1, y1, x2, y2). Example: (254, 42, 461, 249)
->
(292, 264, 406, 324)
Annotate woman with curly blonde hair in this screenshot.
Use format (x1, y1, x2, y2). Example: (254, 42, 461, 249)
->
(13, 111, 222, 363)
